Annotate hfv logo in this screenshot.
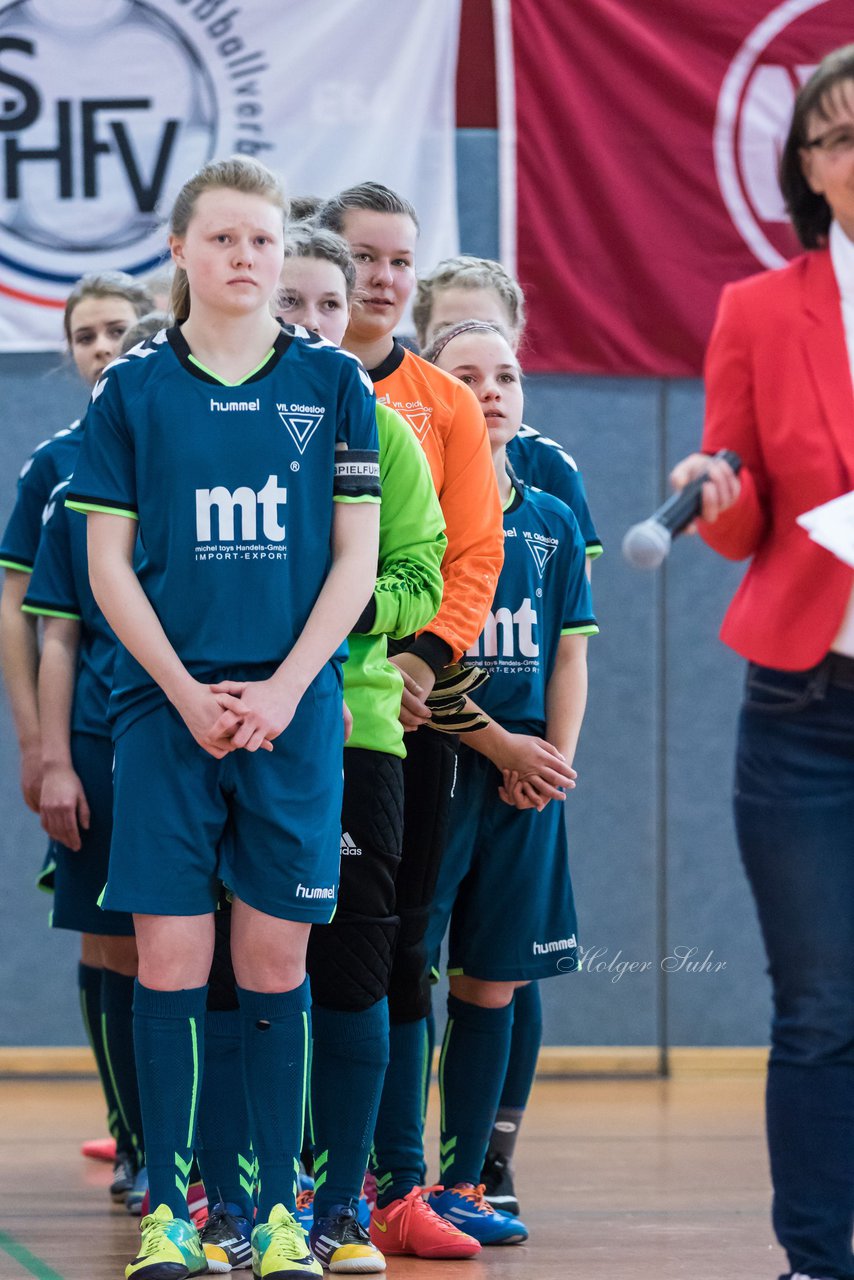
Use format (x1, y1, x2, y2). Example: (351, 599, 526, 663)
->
(196, 475, 287, 543)
(0, 33, 179, 211)
(276, 405, 324, 455)
(525, 539, 557, 579)
(468, 597, 539, 660)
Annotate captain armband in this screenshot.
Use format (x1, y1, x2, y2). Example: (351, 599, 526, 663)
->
(333, 450, 381, 500)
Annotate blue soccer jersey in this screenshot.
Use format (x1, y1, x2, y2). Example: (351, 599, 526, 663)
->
(23, 478, 117, 739)
(465, 481, 598, 733)
(66, 325, 380, 730)
(0, 423, 82, 573)
(507, 424, 602, 559)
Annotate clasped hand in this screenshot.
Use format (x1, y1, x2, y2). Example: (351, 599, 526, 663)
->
(176, 678, 298, 759)
(495, 735, 577, 812)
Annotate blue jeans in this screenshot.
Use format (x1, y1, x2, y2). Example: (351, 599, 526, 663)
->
(735, 659, 854, 1280)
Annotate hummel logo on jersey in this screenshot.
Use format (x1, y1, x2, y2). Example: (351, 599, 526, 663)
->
(210, 397, 260, 412)
(195, 475, 287, 543)
(296, 883, 335, 900)
(533, 935, 577, 955)
(468, 597, 539, 659)
(525, 538, 557, 579)
(402, 406, 433, 439)
(340, 831, 362, 857)
(276, 403, 325, 455)
(42, 479, 70, 525)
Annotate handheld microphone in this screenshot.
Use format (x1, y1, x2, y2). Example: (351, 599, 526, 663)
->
(622, 450, 742, 570)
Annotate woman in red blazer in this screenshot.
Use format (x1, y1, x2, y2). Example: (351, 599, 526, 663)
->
(672, 46, 854, 1280)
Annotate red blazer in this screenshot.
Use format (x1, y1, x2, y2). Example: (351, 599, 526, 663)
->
(699, 249, 854, 671)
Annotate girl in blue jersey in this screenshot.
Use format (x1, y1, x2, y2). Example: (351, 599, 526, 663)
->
(414, 256, 602, 562)
(67, 158, 381, 1280)
(0, 272, 153, 1191)
(419, 321, 597, 1245)
(415, 260, 602, 1214)
(193, 223, 447, 1275)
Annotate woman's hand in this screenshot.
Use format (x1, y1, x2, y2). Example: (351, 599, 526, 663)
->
(390, 652, 435, 732)
(495, 734, 576, 791)
(209, 678, 300, 752)
(669, 453, 741, 528)
(173, 680, 244, 759)
(498, 767, 573, 811)
(40, 763, 90, 850)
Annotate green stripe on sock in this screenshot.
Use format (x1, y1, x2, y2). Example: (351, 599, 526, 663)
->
(187, 1016, 199, 1149)
(438, 1017, 454, 1134)
(420, 1022, 431, 1125)
(79, 988, 92, 1046)
(101, 1011, 137, 1156)
(300, 1010, 310, 1147)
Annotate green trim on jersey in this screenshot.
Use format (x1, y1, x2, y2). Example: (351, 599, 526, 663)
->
(187, 348, 275, 386)
(333, 494, 382, 504)
(66, 499, 139, 520)
(586, 542, 604, 560)
(343, 403, 446, 759)
(0, 557, 32, 573)
(561, 623, 599, 636)
(21, 603, 81, 621)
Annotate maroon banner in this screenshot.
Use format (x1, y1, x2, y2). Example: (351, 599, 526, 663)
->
(510, 0, 852, 375)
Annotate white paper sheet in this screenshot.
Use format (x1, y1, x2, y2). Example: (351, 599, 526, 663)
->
(797, 491, 854, 569)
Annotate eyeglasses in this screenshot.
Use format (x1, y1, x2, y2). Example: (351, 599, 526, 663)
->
(803, 128, 854, 155)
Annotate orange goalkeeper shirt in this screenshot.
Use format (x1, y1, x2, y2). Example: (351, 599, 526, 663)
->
(368, 341, 504, 666)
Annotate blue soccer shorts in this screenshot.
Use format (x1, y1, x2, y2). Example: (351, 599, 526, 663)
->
(51, 732, 134, 936)
(424, 748, 579, 982)
(102, 662, 344, 922)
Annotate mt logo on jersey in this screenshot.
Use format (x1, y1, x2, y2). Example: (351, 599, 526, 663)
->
(276, 403, 325, 455)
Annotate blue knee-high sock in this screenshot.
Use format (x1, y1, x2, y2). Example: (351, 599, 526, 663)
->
(101, 970, 144, 1169)
(311, 999, 389, 1218)
(133, 982, 207, 1220)
(79, 962, 127, 1150)
(438, 995, 514, 1188)
(371, 1018, 429, 1207)
(237, 981, 311, 1220)
(488, 982, 543, 1166)
(196, 1009, 254, 1220)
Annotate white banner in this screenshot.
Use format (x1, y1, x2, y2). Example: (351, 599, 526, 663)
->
(0, 0, 461, 350)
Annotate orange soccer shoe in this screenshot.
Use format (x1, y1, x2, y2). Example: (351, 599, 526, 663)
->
(369, 1185, 480, 1259)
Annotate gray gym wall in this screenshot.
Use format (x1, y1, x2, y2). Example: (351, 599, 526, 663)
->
(0, 128, 770, 1052)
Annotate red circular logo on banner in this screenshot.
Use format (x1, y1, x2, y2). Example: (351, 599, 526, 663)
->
(715, 0, 852, 267)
